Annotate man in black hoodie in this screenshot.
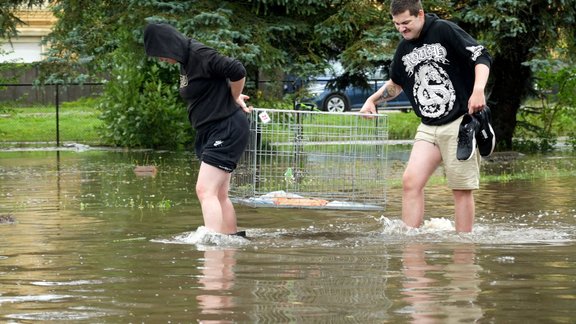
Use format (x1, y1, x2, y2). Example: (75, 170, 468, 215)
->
(360, 0, 492, 232)
(144, 23, 250, 236)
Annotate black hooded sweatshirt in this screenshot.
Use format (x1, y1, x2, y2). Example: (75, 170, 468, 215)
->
(390, 14, 492, 126)
(144, 23, 246, 130)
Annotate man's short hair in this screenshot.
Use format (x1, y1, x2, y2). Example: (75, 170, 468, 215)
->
(390, 0, 423, 16)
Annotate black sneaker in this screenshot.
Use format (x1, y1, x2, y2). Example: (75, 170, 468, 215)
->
(231, 230, 247, 238)
(457, 114, 480, 161)
(473, 106, 496, 157)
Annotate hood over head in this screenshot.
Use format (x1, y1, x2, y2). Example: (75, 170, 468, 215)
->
(144, 23, 189, 64)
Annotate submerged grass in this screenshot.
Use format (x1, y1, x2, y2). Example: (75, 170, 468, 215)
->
(481, 154, 576, 182)
(384, 151, 576, 189)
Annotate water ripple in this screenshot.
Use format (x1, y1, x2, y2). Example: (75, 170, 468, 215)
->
(376, 216, 576, 245)
(0, 294, 74, 304)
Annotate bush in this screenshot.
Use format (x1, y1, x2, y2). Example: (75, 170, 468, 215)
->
(515, 60, 576, 153)
(98, 52, 192, 149)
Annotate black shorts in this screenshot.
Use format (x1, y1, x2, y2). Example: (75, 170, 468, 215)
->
(194, 110, 250, 173)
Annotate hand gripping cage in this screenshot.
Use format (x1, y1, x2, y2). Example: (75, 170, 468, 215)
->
(231, 108, 389, 210)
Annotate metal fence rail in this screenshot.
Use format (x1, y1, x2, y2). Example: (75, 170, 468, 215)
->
(231, 108, 389, 210)
(0, 83, 104, 147)
(0, 82, 104, 105)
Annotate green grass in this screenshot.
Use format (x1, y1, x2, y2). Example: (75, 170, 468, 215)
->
(0, 98, 104, 145)
(384, 111, 419, 139)
(0, 99, 420, 146)
(515, 99, 575, 136)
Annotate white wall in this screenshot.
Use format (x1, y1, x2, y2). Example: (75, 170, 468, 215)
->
(0, 37, 44, 63)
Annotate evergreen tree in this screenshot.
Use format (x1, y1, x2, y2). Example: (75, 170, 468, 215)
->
(0, 0, 46, 38)
(2, 0, 575, 148)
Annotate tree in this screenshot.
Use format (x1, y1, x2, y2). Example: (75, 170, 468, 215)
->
(0, 0, 46, 39)
(34, 1, 339, 82)
(256, 0, 576, 149)
(32, 0, 343, 148)
(3, 0, 575, 149)
(314, 0, 576, 149)
(455, 0, 576, 148)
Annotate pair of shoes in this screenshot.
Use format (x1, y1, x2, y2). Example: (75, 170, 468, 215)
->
(457, 114, 480, 161)
(473, 106, 496, 157)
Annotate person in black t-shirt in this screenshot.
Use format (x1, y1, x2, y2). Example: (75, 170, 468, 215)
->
(360, 0, 492, 232)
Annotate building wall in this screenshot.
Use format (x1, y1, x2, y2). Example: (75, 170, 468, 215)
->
(0, 5, 104, 105)
(0, 5, 56, 63)
(1, 65, 104, 105)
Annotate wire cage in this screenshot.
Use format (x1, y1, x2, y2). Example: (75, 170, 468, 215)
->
(231, 108, 389, 210)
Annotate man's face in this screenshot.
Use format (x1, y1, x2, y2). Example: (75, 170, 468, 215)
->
(392, 9, 425, 40)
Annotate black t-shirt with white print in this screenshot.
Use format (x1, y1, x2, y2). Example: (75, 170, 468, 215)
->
(390, 14, 492, 126)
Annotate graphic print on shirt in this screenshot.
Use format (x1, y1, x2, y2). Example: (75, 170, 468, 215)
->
(179, 74, 188, 88)
(402, 43, 455, 119)
(414, 62, 455, 118)
(466, 45, 484, 61)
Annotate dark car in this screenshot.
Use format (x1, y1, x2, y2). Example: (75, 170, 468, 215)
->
(304, 77, 412, 113)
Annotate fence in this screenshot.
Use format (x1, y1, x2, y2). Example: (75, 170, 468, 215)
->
(0, 80, 301, 148)
(231, 108, 389, 210)
(0, 82, 104, 146)
(0, 78, 388, 148)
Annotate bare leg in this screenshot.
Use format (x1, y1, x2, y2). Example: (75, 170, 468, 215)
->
(453, 189, 474, 232)
(402, 141, 442, 228)
(218, 175, 238, 234)
(196, 162, 237, 234)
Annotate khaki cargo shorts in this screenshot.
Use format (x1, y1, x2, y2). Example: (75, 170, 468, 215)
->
(414, 115, 480, 190)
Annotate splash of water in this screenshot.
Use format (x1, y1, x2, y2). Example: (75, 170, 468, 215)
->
(378, 216, 454, 234)
(152, 226, 249, 248)
(377, 216, 575, 245)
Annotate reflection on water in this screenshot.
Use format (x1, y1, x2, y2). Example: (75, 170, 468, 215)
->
(0, 150, 575, 322)
(400, 243, 482, 324)
(198, 249, 237, 322)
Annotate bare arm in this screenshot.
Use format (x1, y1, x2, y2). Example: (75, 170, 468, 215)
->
(468, 63, 490, 114)
(374, 80, 402, 105)
(359, 80, 403, 116)
(230, 77, 251, 113)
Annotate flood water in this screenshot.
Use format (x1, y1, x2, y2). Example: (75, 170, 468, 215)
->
(0, 148, 575, 323)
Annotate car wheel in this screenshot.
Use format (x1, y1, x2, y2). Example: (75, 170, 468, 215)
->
(324, 94, 348, 113)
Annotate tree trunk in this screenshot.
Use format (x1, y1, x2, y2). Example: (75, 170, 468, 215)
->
(487, 47, 532, 149)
